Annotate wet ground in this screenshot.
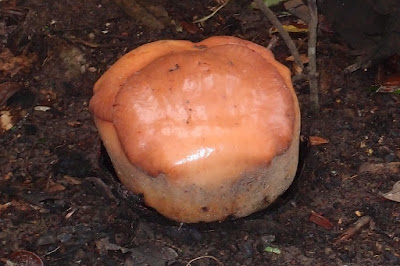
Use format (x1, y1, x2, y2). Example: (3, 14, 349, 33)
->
(0, 0, 399, 265)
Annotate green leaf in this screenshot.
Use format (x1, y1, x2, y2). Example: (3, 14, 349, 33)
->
(264, 246, 282, 254)
(263, 0, 287, 7)
(367, 85, 379, 93)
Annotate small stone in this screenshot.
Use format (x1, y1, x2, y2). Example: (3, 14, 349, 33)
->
(260, 235, 275, 245)
(37, 234, 56, 246)
(57, 233, 72, 243)
(384, 153, 396, 162)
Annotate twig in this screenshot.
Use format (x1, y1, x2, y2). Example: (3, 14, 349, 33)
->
(307, 0, 319, 112)
(344, 47, 376, 73)
(267, 35, 279, 50)
(47, 32, 147, 49)
(62, 35, 131, 48)
(255, 0, 304, 71)
(0, 7, 28, 21)
(85, 177, 119, 203)
(186, 255, 224, 266)
(344, 58, 372, 74)
(45, 246, 60, 256)
(344, 62, 363, 74)
(193, 0, 230, 24)
(292, 73, 307, 84)
(334, 216, 372, 245)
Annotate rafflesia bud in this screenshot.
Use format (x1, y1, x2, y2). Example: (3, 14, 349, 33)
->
(89, 36, 300, 223)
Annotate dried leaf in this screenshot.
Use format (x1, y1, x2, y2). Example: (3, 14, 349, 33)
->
(4, 172, 13, 180)
(0, 82, 21, 106)
(395, 149, 400, 160)
(309, 136, 329, 146)
(270, 24, 309, 34)
(370, 82, 400, 95)
(382, 181, 400, 202)
(284, 0, 310, 23)
(359, 162, 400, 174)
(374, 85, 400, 94)
(179, 21, 201, 34)
(63, 175, 82, 185)
(46, 181, 66, 193)
(292, 62, 303, 75)
(286, 54, 309, 64)
(113, 0, 170, 30)
(0, 202, 11, 210)
(0, 48, 37, 77)
(309, 211, 334, 230)
(382, 73, 400, 86)
(96, 237, 178, 265)
(355, 210, 364, 217)
(96, 237, 131, 255)
(370, 73, 400, 94)
(67, 120, 81, 127)
(0, 202, 11, 216)
(0, 110, 14, 131)
(57, 43, 87, 80)
(10, 199, 32, 212)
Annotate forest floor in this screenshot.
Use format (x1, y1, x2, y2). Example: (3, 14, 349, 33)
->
(0, 0, 399, 265)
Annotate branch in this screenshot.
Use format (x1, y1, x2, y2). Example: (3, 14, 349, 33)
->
(307, 0, 319, 112)
(334, 216, 372, 245)
(255, 0, 304, 71)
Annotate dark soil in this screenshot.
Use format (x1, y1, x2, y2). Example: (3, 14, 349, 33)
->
(1, 0, 399, 265)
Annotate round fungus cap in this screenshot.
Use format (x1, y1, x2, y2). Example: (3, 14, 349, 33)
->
(89, 36, 300, 223)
